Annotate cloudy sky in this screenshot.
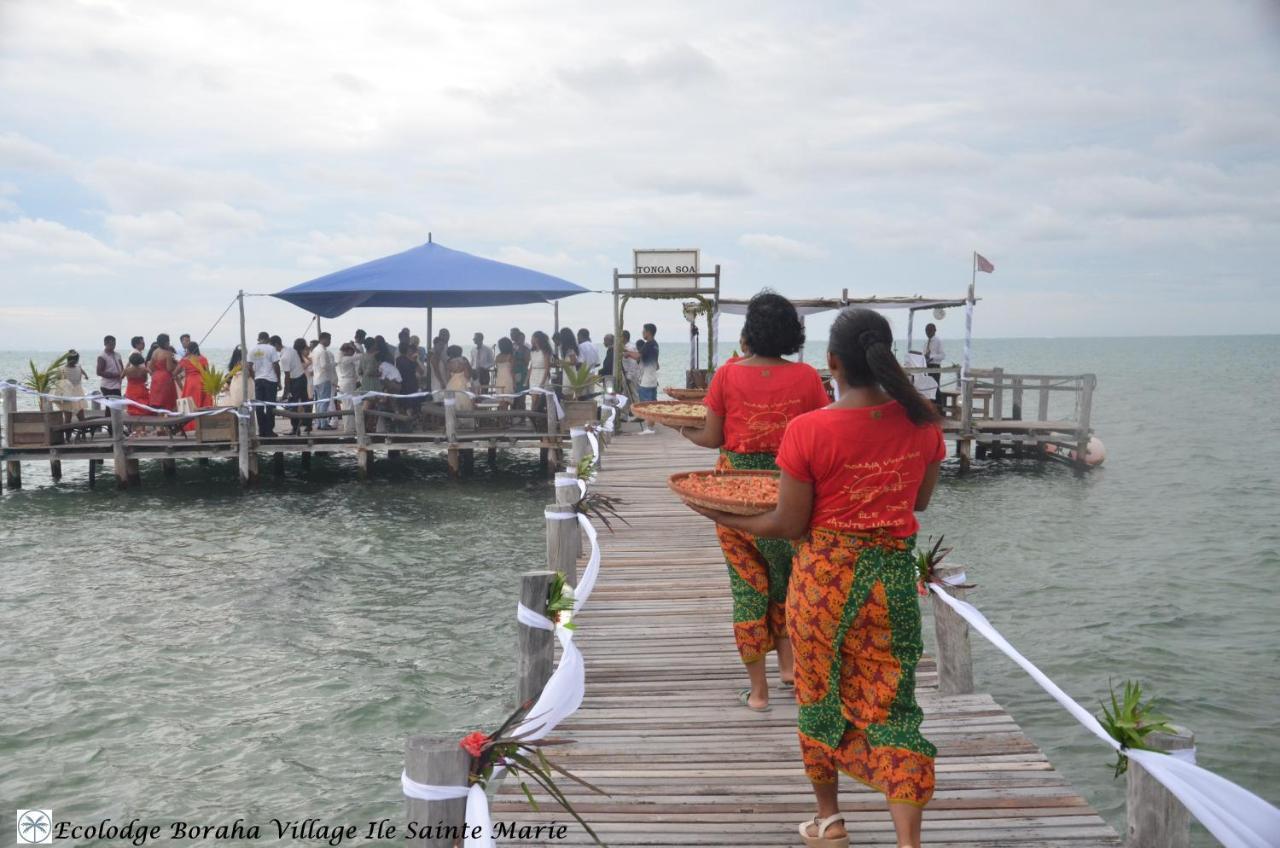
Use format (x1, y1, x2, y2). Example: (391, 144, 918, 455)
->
(1, 0, 1278, 353)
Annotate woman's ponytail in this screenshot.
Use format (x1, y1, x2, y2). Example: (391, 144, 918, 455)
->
(830, 308, 941, 426)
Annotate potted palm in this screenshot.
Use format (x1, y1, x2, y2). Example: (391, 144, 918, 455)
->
(11, 354, 70, 445)
(561, 363, 600, 428)
(194, 361, 238, 443)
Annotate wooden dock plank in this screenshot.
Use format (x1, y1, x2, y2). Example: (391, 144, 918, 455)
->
(493, 427, 1119, 846)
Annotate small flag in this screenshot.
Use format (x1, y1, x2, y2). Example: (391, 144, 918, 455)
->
(975, 253, 995, 273)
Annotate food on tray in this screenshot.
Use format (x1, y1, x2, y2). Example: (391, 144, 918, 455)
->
(664, 387, 708, 402)
(668, 470, 779, 516)
(632, 401, 707, 427)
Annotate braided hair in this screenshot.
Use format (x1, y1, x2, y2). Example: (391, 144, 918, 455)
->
(829, 308, 940, 425)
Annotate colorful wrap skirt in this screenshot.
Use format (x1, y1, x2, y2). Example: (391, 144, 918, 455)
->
(714, 449, 794, 664)
(788, 527, 935, 805)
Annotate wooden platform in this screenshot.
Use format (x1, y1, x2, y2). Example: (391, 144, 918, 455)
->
(493, 428, 1119, 846)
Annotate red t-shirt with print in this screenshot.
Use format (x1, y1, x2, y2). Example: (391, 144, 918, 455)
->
(776, 401, 946, 537)
(704, 360, 830, 455)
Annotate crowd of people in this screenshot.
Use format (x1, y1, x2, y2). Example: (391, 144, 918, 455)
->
(62, 323, 663, 438)
(677, 292, 945, 848)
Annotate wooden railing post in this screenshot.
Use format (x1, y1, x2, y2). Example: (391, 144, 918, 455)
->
(444, 396, 460, 478)
(1011, 376, 1024, 421)
(990, 367, 1004, 421)
(3, 383, 20, 489)
(569, 427, 591, 469)
(545, 395, 562, 473)
(557, 470, 586, 557)
(545, 504, 580, 585)
(353, 397, 370, 481)
(1126, 726, 1195, 848)
(110, 406, 129, 489)
(930, 563, 974, 696)
(518, 570, 557, 705)
(1038, 376, 1050, 421)
(1075, 374, 1096, 469)
(958, 378, 974, 472)
(403, 735, 470, 848)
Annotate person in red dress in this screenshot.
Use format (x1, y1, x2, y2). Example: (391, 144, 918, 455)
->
(123, 352, 149, 416)
(688, 308, 945, 848)
(679, 291, 830, 712)
(147, 338, 179, 411)
(177, 341, 211, 431)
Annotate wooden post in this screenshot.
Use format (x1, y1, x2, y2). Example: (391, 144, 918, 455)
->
(1126, 726, 1195, 848)
(403, 735, 470, 848)
(2, 384, 18, 488)
(1075, 374, 1096, 469)
(958, 378, 974, 472)
(1038, 376, 1050, 422)
(545, 504, 580, 584)
(271, 452, 284, 476)
(930, 563, 974, 696)
(990, 367, 1004, 421)
(237, 410, 253, 487)
(161, 458, 177, 478)
(444, 398, 459, 478)
(556, 471, 585, 557)
(545, 395, 561, 473)
(49, 457, 62, 481)
(111, 406, 129, 489)
(518, 570, 557, 705)
(88, 457, 97, 488)
(301, 451, 311, 472)
(1011, 376, 1024, 421)
(126, 458, 140, 486)
(569, 426, 590, 469)
(353, 397, 370, 480)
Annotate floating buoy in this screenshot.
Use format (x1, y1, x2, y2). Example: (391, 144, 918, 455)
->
(1043, 436, 1106, 467)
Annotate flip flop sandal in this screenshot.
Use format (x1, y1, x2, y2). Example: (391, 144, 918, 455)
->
(737, 688, 772, 712)
(799, 814, 848, 848)
(779, 678, 795, 689)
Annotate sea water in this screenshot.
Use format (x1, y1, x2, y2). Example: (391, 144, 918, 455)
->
(1, 337, 1276, 845)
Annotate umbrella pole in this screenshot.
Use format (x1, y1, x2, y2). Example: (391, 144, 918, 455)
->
(427, 307, 433, 346)
(553, 301, 559, 341)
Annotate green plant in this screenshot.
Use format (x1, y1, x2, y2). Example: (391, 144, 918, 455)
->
(197, 361, 235, 398)
(23, 353, 70, 394)
(575, 455, 596, 482)
(546, 572, 576, 631)
(913, 535, 954, 595)
(563, 363, 600, 400)
(575, 491, 628, 532)
(1098, 679, 1176, 778)
(459, 701, 608, 846)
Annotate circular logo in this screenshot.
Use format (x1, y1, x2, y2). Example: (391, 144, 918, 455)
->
(18, 810, 52, 844)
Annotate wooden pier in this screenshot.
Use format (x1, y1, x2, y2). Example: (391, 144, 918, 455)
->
(489, 428, 1120, 846)
(0, 383, 583, 487)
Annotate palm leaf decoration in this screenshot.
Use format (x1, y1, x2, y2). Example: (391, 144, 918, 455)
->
(563, 364, 600, 400)
(575, 491, 627, 533)
(1098, 679, 1177, 778)
(196, 360, 235, 398)
(23, 352, 70, 394)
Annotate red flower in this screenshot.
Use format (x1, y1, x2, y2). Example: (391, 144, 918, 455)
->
(459, 732, 489, 758)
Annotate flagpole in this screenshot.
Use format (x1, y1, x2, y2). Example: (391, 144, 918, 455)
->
(962, 252, 976, 385)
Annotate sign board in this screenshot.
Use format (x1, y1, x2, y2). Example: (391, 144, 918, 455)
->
(632, 248, 700, 290)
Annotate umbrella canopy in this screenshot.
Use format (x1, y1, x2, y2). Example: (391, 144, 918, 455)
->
(273, 240, 589, 318)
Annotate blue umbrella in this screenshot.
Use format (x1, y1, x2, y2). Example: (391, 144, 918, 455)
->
(273, 238, 589, 318)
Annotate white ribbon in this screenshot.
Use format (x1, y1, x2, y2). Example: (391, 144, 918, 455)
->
(512, 622, 584, 742)
(940, 570, 967, 586)
(573, 513, 600, 610)
(526, 386, 565, 421)
(554, 475, 588, 500)
(516, 602, 554, 631)
(400, 775, 492, 848)
(585, 429, 600, 466)
(927, 583, 1280, 848)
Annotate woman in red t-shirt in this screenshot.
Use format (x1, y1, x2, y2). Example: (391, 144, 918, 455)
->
(680, 292, 829, 712)
(689, 308, 944, 848)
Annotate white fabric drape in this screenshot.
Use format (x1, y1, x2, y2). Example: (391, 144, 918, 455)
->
(928, 583, 1280, 848)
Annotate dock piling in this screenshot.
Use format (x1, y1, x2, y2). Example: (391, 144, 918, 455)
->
(110, 406, 129, 489)
(237, 411, 253, 486)
(162, 458, 177, 478)
(1126, 726, 1195, 848)
(403, 735, 470, 848)
(1075, 374, 1096, 469)
(353, 397, 370, 480)
(930, 563, 975, 696)
(518, 570, 557, 704)
(2, 384, 18, 488)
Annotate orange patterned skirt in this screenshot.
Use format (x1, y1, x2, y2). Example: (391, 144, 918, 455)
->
(788, 527, 935, 805)
(714, 450, 793, 664)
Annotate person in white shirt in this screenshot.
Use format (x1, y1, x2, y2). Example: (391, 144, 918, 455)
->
(576, 328, 600, 370)
(277, 337, 310, 435)
(247, 331, 280, 437)
(311, 332, 338, 430)
(335, 342, 359, 432)
(471, 332, 495, 390)
(924, 322, 945, 404)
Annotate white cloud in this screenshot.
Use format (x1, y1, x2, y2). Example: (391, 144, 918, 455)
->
(738, 233, 827, 261)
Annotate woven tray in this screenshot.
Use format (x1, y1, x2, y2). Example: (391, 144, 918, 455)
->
(664, 387, 708, 402)
(632, 401, 707, 428)
(668, 469, 779, 516)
